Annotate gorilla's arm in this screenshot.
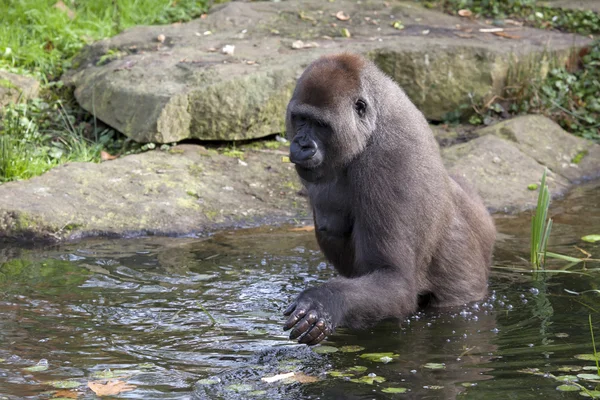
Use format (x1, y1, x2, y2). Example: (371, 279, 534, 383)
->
(284, 163, 427, 344)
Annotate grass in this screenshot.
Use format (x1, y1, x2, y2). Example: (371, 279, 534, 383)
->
(0, 0, 215, 183)
(0, 0, 213, 78)
(530, 169, 552, 269)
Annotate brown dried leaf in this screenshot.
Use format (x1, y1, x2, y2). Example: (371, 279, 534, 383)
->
(53, 1, 76, 19)
(100, 151, 118, 161)
(289, 226, 315, 232)
(293, 373, 320, 383)
(88, 381, 136, 396)
(458, 9, 473, 17)
(336, 11, 350, 21)
(492, 31, 520, 39)
(53, 390, 79, 398)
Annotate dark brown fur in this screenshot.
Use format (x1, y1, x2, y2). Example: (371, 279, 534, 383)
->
(283, 53, 496, 345)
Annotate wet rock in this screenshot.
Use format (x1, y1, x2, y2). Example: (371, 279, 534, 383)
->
(0, 115, 598, 241)
(444, 115, 600, 212)
(0, 145, 305, 241)
(65, 0, 591, 143)
(0, 71, 40, 108)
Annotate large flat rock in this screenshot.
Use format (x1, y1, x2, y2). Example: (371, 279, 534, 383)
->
(65, 0, 591, 143)
(1, 115, 598, 241)
(0, 145, 305, 241)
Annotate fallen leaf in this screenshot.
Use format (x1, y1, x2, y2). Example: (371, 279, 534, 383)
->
(157, 34, 166, 43)
(336, 11, 350, 21)
(392, 20, 404, 30)
(582, 234, 600, 243)
(455, 33, 474, 38)
(493, 31, 521, 39)
(222, 45, 235, 55)
(341, 28, 351, 38)
(289, 225, 315, 232)
(88, 381, 136, 396)
(53, 1, 76, 19)
(53, 389, 79, 398)
(458, 9, 472, 17)
(261, 372, 295, 383)
(479, 28, 504, 33)
(100, 151, 118, 161)
(291, 40, 319, 49)
(293, 372, 320, 383)
(504, 19, 524, 26)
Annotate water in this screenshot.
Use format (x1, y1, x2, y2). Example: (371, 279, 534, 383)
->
(0, 181, 599, 399)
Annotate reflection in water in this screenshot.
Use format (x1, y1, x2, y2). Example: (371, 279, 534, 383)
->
(0, 181, 598, 399)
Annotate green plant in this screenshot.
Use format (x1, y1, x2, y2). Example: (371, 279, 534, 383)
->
(590, 315, 600, 375)
(530, 169, 553, 269)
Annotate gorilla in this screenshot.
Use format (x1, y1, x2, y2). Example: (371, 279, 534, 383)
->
(283, 53, 496, 345)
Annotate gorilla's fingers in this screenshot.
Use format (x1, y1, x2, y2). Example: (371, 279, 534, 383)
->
(306, 331, 327, 346)
(283, 308, 307, 331)
(283, 302, 297, 316)
(298, 319, 328, 344)
(289, 310, 318, 340)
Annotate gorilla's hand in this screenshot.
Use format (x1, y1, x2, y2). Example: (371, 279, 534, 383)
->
(283, 287, 337, 345)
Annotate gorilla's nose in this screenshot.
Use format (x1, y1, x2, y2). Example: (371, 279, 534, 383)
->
(290, 137, 317, 163)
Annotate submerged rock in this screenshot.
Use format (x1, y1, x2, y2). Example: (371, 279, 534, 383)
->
(64, 0, 590, 143)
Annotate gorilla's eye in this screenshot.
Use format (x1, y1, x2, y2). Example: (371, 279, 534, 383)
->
(354, 99, 367, 117)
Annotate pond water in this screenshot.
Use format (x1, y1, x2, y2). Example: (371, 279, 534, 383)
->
(0, 181, 599, 399)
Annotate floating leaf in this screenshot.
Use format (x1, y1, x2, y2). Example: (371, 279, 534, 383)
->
(340, 345, 364, 353)
(24, 364, 48, 372)
(575, 354, 600, 361)
(423, 363, 446, 370)
(461, 382, 477, 387)
(53, 389, 79, 398)
(556, 384, 580, 392)
(581, 391, 600, 398)
(582, 235, 600, 243)
(292, 372, 319, 383)
(226, 383, 254, 392)
(578, 374, 600, 381)
(328, 371, 354, 378)
(261, 372, 295, 383)
(555, 375, 578, 382)
(48, 380, 82, 389)
(197, 378, 220, 385)
(558, 366, 582, 372)
(88, 380, 136, 396)
(350, 375, 386, 385)
(348, 366, 368, 373)
(359, 353, 399, 363)
(91, 369, 130, 379)
(555, 333, 570, 338)
(425, 385, 444, 390)
(382, 387, 408, 393)
(312, 345, 338, 354)
(584, 366, 600, 371)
